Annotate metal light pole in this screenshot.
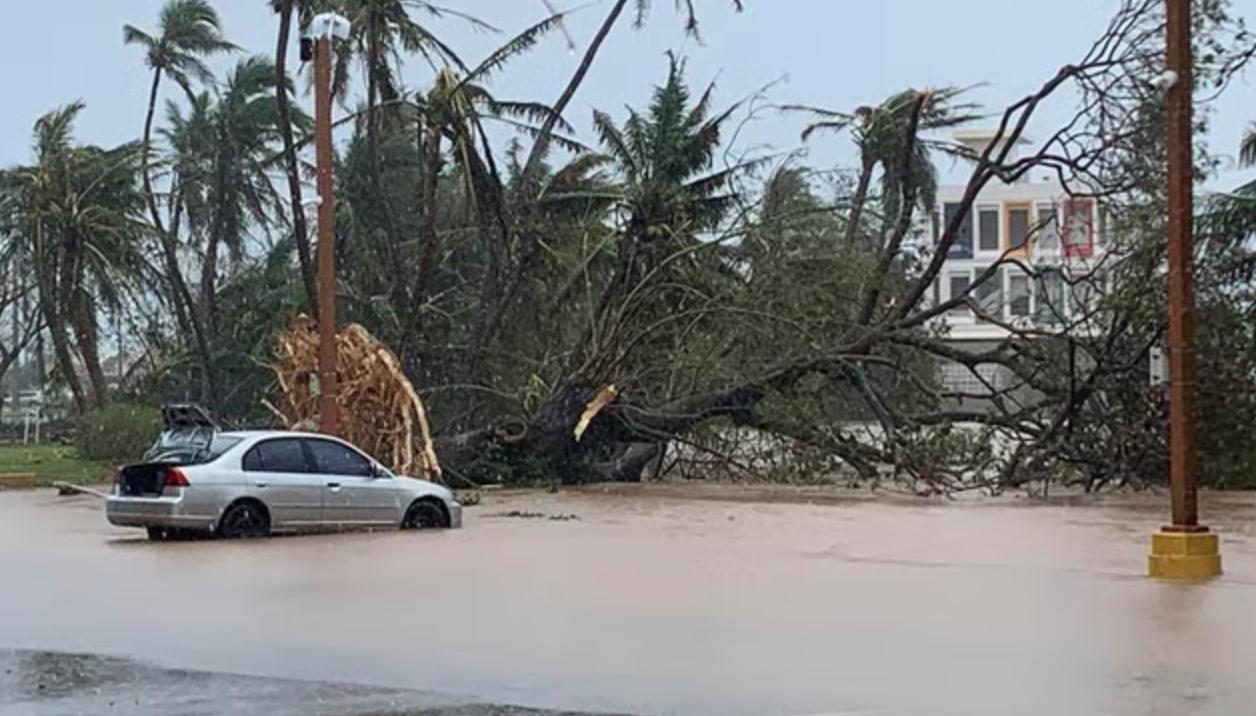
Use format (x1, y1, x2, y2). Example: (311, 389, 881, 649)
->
(1149, 0, 1221, 579)
(308, 13, 350, 435)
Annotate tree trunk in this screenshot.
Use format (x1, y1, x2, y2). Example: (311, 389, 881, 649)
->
(32, 226, 85, 413)
(139, 66, 215, 401)
(432, 379, 768, 486)
(141, 68, 196, 338)
(70, 288, 108, 409)
(520, 0, 629, 180)
(275, 0, 317, 313)
(414, 127, 443, 321)
(844, 155, 875, 244)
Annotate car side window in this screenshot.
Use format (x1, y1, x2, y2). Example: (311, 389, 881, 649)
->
(305, 439, 374, 477)
(242, 439, 310, 473)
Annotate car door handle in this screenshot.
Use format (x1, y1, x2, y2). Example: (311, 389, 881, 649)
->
(327, 482, 342, 491)
(254, 481, 269, 488)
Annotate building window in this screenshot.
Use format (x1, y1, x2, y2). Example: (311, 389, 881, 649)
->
(1008, 273, 1031, 317)
(1036, 204, 1059, 252)
(948, 273, 971, 313)
(1035, 270, 1067, 325)
(944, 202, 973, 258)
(1007, 206, 1030, 251)
(1064, 197, 1094, 257)
(978, 207, 1000, 252)
(1097, 205, 1111, 247)
(973, 266, 1002, 317)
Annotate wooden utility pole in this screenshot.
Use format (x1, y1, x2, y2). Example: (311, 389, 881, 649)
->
(1164, 0, 1198, 530)
(314, 28, 339, 435)
(1149, 0, 1221, 579)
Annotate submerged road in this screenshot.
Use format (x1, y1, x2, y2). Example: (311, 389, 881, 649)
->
(2, 485, 1256, 715)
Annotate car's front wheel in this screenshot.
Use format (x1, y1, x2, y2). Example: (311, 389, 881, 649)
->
(218, 501, 271, 539)
(403, 499, 448, 530)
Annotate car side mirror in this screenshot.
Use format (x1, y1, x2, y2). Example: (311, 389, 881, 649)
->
(370, 463, 390, 478)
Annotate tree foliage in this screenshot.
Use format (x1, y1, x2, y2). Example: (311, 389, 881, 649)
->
(5, 0, 1256, 495)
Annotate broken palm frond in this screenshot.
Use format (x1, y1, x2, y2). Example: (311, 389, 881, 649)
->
(574, 384, 618, 442)
(272, 316, 441, 481)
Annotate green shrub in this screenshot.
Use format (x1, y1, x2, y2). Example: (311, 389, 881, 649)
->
(76, 403, 162, 463)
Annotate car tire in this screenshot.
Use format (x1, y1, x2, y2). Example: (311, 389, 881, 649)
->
(218, 501, 271, 539)
(403, 500, 448, 530)
(147, 526, 169, 541)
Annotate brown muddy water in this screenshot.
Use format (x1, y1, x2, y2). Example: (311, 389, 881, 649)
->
(2, 485, 1256, 715)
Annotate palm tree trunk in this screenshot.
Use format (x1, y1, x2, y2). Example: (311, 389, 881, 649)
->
(845, 155, 875, 244)
(140, 66, 214, 398)
(521, 0, 629, 180)
(141, 67, 194, 331)
(58, 233, 108, 408)
(32, 226, 85, 413)
(415, 127, 443, 319)
(70, 287, 108, 409)
(275, 0, 317, 313)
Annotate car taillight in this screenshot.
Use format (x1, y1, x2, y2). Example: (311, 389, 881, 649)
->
(164, 467, 190, 487)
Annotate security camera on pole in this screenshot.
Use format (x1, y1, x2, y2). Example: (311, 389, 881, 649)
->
(304, 13, 350, 435)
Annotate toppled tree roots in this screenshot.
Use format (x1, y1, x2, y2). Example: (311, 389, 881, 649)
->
(269, 315, 441, 481)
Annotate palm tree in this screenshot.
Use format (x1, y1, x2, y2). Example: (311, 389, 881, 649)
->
(1, 103, 147, 411)
(124, 0, 235, 378)
(787, 87, 978, 244)
(163, 56, 307, 408)
(334, 0, 486, 113)
(405, 14, 572, 319)
(575, 55, 760, 379)
(593, 54, 747, 246)
(269, 0, 319, 310)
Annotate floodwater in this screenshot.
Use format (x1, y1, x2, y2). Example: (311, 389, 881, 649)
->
(3, 485, 1256, 715)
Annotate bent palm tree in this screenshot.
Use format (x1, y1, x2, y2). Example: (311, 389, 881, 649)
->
(787, 87, 978, 243)
(125, 0, 235, 397)
(163, 56, 307, 409)
(2, 103, 147, 410)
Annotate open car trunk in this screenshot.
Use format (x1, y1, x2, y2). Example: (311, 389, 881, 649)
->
(116, 463, 179, 497)
(116, 404, 220, 496)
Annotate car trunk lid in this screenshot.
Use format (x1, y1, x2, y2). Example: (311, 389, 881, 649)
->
(116, 404, 219, 497)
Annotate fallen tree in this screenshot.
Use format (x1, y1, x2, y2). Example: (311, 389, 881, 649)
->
(269, 316, 441, 480)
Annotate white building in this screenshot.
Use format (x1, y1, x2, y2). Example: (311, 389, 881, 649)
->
(929, 130, 1112, 395)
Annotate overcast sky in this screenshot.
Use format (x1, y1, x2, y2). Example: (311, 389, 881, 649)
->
(4, 0, 1255, 189)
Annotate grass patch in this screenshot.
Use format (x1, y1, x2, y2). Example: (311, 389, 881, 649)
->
(0, 443, 114, 486)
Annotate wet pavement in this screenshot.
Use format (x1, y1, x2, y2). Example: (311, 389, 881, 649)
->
(0, 648, 487, 715)
(3, 485, 1256, 715)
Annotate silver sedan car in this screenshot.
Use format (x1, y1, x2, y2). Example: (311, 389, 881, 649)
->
(106, 430, 461, 540)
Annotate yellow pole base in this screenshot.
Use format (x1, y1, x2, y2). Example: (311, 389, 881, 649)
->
(1148, 529, 1222, 580)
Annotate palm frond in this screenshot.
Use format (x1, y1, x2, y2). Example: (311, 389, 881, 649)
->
(485, 100, 574, 134)
(462, 12, 564, 86)
(593, 110, 636, 172)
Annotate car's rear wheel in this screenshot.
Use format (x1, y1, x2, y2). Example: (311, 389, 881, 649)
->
(147, 526, 169, 541)
(218, 501, 270, 539)
(403, 500, 447, 530)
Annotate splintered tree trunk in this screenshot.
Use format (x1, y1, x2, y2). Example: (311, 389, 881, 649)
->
(431, 380, 766, 486)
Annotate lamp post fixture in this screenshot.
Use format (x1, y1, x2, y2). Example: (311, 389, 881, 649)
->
(306, 13, 350, 435)
(1148, 0, 1221, 579)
